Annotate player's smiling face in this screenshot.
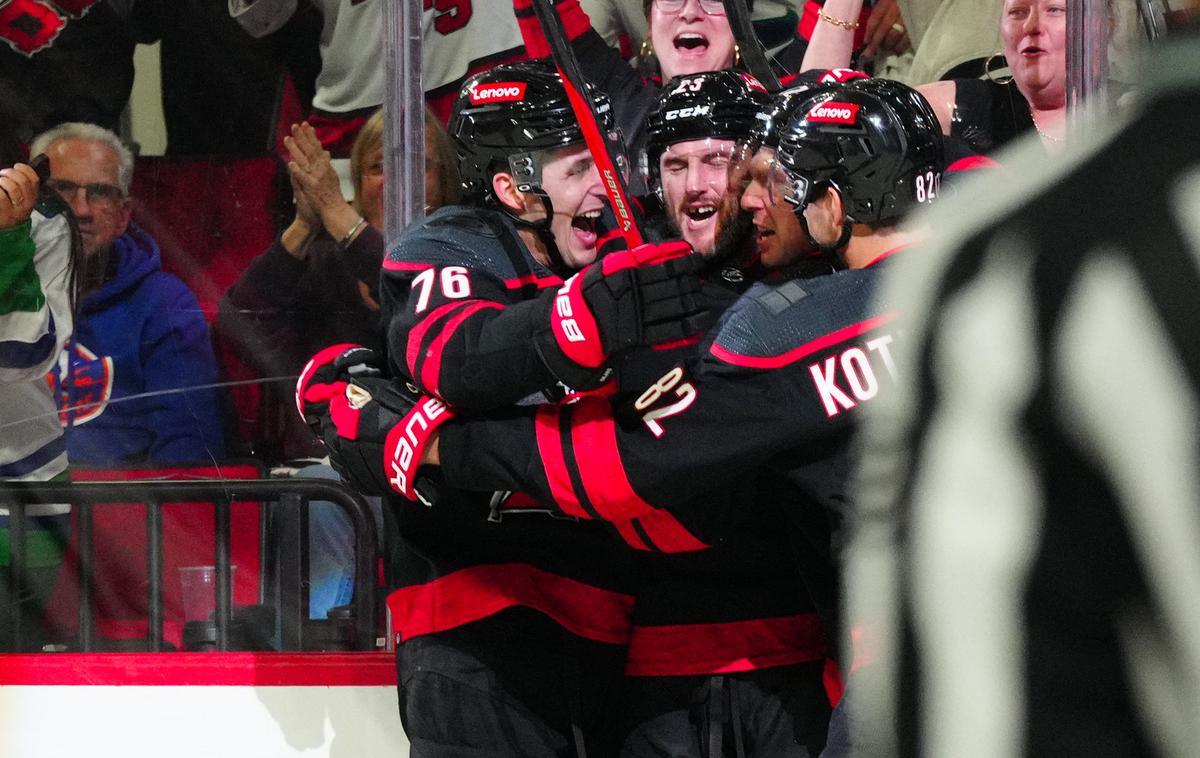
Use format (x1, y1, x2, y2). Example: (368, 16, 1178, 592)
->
(659, 138, 734, 255)
(535, 143, 606, 270)
(739, 147, 810, 268)
(650, 0, 737, 81)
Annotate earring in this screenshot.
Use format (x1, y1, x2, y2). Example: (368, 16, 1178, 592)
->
(640, 39, 654, 60)
(983, 51, 1013, 85)
(734, 43, 741, 67)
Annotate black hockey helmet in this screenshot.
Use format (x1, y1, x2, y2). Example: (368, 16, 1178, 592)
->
(750, 69, 870, 150)
(450, 59, 616, 203)
(772, 77, 944, 236)
(642, 70, 770, 190)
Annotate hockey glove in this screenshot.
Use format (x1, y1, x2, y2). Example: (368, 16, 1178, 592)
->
(295, 343, 383, 435)
(322, 376, 453, 506)
(295, 344, 448, 505)
(533, 240, 708, 390)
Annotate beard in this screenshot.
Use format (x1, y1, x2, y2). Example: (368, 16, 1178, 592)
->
(704, 193, 758, 276)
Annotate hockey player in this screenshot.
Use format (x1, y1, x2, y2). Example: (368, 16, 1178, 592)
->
(643, 69, 769, 258)
(306, 77, 945, 755)
(296, 60, 707, 757)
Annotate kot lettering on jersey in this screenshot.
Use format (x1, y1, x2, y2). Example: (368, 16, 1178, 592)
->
(809, 331, 899, 418)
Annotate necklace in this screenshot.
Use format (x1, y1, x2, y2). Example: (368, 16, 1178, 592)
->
(1033, 120, 1064, 144)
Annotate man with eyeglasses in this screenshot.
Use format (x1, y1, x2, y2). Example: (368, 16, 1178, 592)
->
(32, 123, 225, 467)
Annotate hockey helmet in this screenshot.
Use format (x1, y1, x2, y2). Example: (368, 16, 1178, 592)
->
(749, 69, 870, 150)
(770, 77, 944, 227)
(450, 60, 617, 203)
(643, 70, 769, 191)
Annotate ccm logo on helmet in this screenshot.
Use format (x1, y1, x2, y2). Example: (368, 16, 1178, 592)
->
(664, 105, 712, 121)
(807, 102, 861, 125)
(469, 82, 528, 105)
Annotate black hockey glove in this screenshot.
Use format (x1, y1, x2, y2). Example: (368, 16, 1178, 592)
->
(295, 344, 450, 505)
(533, 240, 707, 390)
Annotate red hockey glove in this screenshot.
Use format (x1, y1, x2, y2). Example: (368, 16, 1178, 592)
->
(322, 377, 453, 506)
(534, 240, 708, 390)
(295, 343, 383, 436)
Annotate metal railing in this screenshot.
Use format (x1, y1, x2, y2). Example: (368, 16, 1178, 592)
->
(0, 478, 379, 653)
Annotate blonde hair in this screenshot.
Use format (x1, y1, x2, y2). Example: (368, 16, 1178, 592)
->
(349, 109, 385, 217)
(349, 107, 463, 213)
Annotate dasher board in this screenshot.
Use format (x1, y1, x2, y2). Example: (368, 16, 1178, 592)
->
(0, 652, 409, 758)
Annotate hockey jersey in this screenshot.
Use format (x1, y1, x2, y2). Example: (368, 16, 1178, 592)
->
(378, 204, 637, 646)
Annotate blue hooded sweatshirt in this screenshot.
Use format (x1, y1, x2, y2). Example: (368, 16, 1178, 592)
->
(52, 225, 225, 465)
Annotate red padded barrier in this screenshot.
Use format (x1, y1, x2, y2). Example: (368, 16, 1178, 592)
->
(45, 463, 266, 649)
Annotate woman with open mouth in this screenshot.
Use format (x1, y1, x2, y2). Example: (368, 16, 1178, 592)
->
(804, 0, 1068, 153)
(514, 0, 742, 191)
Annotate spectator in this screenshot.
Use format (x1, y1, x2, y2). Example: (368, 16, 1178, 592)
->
(0, 0, 136, 138)
(35, 123, 225, 466)
(580, 0, 809, 58)
(220, 108, 460, 619)
(918, 0, 1066, 150)
(219, 107, 460, 461)
(229, 0, 383, 158)
(0, 154, 76, 651)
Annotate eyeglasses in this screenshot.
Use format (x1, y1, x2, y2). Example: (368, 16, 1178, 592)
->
(654, 0, 727, 16)
(46, 178, 125, 207)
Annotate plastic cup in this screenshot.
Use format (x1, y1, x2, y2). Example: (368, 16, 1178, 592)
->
(178, 565, 236, 622)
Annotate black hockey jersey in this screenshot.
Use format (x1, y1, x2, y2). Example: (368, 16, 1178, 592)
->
(379, 204, 637, 647)
(438, 262, 898, 530)
(438, 261, 900, 677)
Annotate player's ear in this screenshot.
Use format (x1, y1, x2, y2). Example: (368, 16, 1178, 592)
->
(809, 185, 844, 228)
(491, 171, 526, 214)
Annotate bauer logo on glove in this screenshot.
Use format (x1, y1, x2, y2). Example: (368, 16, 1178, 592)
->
(384, 391, 453, 501)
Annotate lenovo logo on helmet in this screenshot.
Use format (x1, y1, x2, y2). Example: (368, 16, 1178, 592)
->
(664, 105, 712, 121)
(469, 82, 528, 105)
(807, 102, 861, 125)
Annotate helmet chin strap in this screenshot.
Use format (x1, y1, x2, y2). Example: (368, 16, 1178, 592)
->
(500, 191, 571, 276)
(796, 206, 851, 266)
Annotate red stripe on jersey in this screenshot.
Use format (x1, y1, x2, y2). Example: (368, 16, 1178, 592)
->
(651, 334, 701, 352)
(709, 312, 898, 369)
(405, 301, 473, 384)
(387, 563, 634, 645)
(612, 519, 652, 551)
(862, 245, 910, 269)
(631, 509, 709, 553)
(383, 260, 434, 272)
(420, 301, 505, 396)
(503, 273, 563, 289)
(824, 658, 846, 707)
(625, 613, 829, 677)
(535, 405, 591, 520)
(570, 397, 658, 521)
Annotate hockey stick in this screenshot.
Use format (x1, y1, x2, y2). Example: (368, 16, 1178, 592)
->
(722, 0, 783, 92)
(530, 0, 644, 247)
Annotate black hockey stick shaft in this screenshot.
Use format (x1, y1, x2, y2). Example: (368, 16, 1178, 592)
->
(722, 0, 783, 92)
(530, 0, 644, 247)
